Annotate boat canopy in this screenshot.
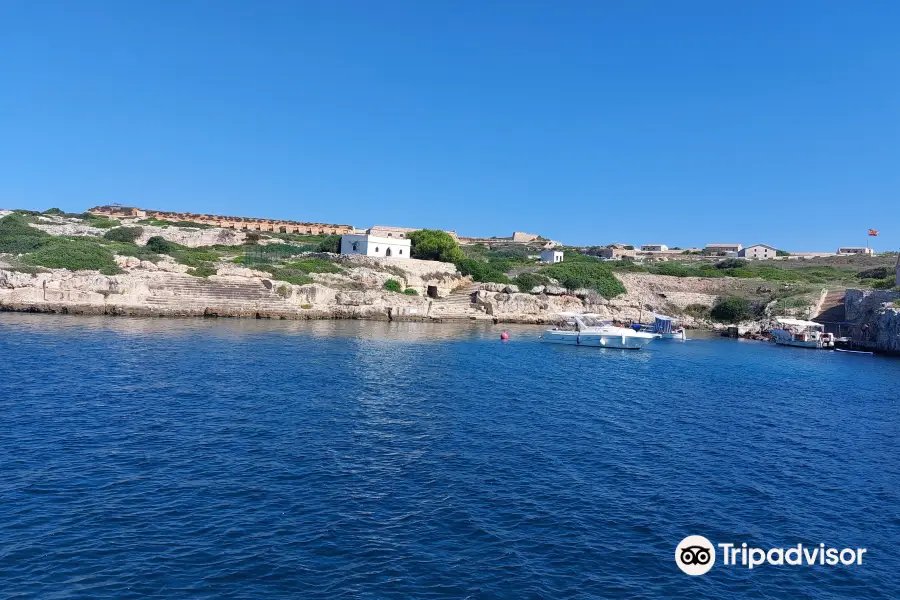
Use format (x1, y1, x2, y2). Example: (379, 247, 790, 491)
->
(651, 313, 676, 334)
(775, 317, 823, 330)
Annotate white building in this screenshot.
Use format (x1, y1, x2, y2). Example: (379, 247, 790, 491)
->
(837, 247, 875, 256)
(740, 244, 778, 260)
(540, 250, 564, 263)
(340, 234, 411, 259)
(641, 244, 668, 252)
(705, 243, 743, 254)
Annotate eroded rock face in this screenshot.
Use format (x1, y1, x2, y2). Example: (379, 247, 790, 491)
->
(845, 289, 900, 353)
(134, 225, 246, 247)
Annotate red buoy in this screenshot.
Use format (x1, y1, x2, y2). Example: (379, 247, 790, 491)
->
(500, 331, 509, 341)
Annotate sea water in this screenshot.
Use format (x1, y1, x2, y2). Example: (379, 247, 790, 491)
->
(0, 314, 897, 598)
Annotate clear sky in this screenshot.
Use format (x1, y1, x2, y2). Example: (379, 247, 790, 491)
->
(1, 1, 897, 250)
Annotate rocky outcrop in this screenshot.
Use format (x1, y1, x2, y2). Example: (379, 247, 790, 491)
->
(133, 224, 246, 247)
(845, 288, 900, 353)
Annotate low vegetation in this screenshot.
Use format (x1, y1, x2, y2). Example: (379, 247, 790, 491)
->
(103, 226, 143, 243)
(710, 296, 756, 323)
(403, 288, 419, 296)
(23, 238, 122, 275)
(383, 279, 403, 293)
(542, 261, 626, 298)
(513, 272, 551, 291)
(187, 264, 217, 278)
(0, 214, 49, 253)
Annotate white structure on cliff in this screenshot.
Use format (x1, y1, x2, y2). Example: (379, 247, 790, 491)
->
(740, 244, 778, 260)
(641, 244, 668, 252)
(340, 234, 411, 259)
(837, 247, 875, 256)
(540, 250, 564, 263)
(705, 243, 743, 254)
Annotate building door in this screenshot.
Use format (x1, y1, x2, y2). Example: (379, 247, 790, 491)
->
(385, 248, 392, 257)
(427, 285, 438, 299)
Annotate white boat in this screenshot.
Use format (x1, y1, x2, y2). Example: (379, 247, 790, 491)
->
(542, 313, 657, 349)
(770, 318, 835, 349)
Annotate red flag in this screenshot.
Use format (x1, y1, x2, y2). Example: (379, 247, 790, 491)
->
(868, 229, 879, 236)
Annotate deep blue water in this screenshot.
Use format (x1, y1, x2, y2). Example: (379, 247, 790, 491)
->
(0, 314, 898, 599)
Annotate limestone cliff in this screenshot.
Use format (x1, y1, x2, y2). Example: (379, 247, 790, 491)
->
(844, 289, 900, 353)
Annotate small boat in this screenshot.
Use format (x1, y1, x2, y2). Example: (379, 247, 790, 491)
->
(770, 318, 835, 349)
(542, 313, 657, 349)
(633, 313, 686, 340)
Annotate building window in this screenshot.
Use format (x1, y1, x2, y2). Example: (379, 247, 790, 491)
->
(399, 249, 403, 255)
(351, 242, 359, 251)
(375, 247, 379, 253)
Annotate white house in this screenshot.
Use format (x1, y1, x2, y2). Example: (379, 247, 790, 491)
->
(641, 244, 668, 252)
(740, 244, 778, 260)
(837, 247, 875, 256)
(540, 250, 564, 263)
(340, 234, 411, 259)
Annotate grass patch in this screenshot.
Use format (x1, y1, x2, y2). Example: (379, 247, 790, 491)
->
(454, 258, 510, 284)
(383, 279, 403, 293)
(281, 258, 343, 274)
(101, 241, 161, 263)
(541, 261, 626, 298)
(78, 213, 119, 229)
(187, 264, 217, 278)
(403, 288, 419, 296)
(23, 238, 122, 274)
(0, 214, 50, 253)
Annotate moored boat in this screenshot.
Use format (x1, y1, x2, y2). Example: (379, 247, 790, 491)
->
(770, 318, 835, 349)
(542, 313, 657, 349)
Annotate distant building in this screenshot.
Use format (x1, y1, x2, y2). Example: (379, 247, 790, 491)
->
(784, 251, 836, 259)
(340, 234, 411, 259)
(837, 247, 875, 256)
(705, 243, 743, 255)
(540, 250, 564, 263)
(740, 244, 778, 260)
(641, 244, 668, 252)
(367, 226, 458, 241)
(88, 205, 354, 235)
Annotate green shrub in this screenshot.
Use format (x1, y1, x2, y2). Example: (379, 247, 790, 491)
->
(683, 303, 711, 318)
(187, 264, 217, 277)
(79, 213, 119, 228)
(43, 208, 65, 215)
(316, 234, 341, 254)
(383, 279, 403, 293)
(454, 258, 510, 284)
(514, 272, 551, 290)
(403, 288, 419, 296)
(145, 236, 174, 254)
(282, 258, 343, 274)
(244, 232, 262, 245)
(102, 241, 160, 262)
(276, 284, 292, 298)
(871, 277, 896, 290)
(710, 296, 755, 323)
(0, 214, 50, 253)
(409, 229, 465, 262)
(103, 226, 143, 243)
(23, 238, 122, 274)
(542, 261, 626, 298)
(716, 258, 748, 270)
(858, 267, 890, 280)
(271, 268, 313, 285)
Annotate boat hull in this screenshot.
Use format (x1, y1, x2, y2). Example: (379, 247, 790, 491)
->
(541, 330, 655, 349)
(770, 329, 834, 349)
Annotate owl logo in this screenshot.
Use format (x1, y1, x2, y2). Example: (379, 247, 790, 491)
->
(675, 535, 716, 575)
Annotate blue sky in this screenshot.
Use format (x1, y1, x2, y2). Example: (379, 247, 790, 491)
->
(1, 1, 897, 250)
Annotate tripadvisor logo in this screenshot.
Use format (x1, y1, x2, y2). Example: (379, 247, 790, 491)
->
(675, 536, 867, 576)
(675, 535, 715, 576)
